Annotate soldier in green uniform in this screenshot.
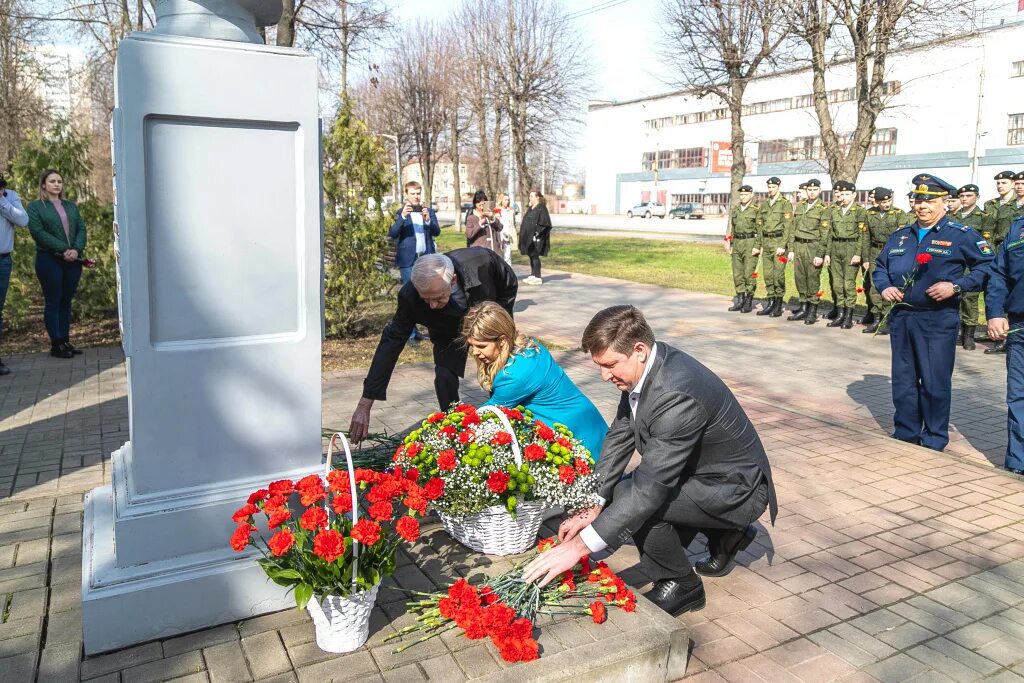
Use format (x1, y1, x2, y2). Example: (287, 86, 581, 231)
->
(787, 178, 830, 324)
(1014, 172, 1024, 221)
(755, 176, 793, 317)
(825, 180, 868, 329)
(950, 183, 993, 350)
(984, 170, 1019, 354)
(863, 187, 909, 335)
(726, 184, 760, 313)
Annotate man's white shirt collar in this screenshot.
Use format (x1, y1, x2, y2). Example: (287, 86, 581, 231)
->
(629, 342, 658, 418)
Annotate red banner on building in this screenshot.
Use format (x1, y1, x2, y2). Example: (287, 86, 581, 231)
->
(711, 142, 732, 174)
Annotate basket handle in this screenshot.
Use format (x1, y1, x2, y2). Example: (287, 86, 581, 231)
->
(477, 406, 523, 467)
(326, 432, 359, 593)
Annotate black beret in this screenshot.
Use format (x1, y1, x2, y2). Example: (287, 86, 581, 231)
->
(958, 184, 979, 194)
(798, 182, 808, 189)
(739, 185, 753, 192)
(805, 178, 821, 187)
(872, 187, 892, 201)
(767, 177, 782, 185)
(833, 180, 856, 192)
(995, 170, 1017, 180)
(909, 173, 955, 200)
(1015, 171, 1024, 181)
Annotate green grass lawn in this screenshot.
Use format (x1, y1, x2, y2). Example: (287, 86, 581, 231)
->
(436, 229, 804, 301)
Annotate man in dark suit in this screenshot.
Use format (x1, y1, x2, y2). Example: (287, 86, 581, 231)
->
(524, 305, 778, 615)
(389, 181, 441, 343)
(347, 248, 518, 442)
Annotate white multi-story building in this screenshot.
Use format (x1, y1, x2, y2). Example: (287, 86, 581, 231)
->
(31, 45, 90, 121)
(585, 20, 1024, 215)
(402, 156, 479, 210)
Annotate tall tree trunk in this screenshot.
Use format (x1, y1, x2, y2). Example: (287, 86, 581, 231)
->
(340, 0, 349, 95)
(728, 79, 746, 200)
(277, 0, 296, 47)
(451, 118, 463, 232)
(476, 104, 491, 198)
(136, 0, 144, 30)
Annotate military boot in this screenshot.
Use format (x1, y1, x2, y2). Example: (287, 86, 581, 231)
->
(803, 304, 819, 325)
(756, 297, 775, 316)
(963, 325, 976, 351)
(864, 320, 883, 334)
(841, 308, 855, 329)
(826, 305, 840, 321)
(740, 293, 753, 313)
(827, 307, 846, 327)
(986, 340, 1007, 354)
(861, 311, 875, 326)
(770, 297, 784, 317)
(728, 295, 744, 312)
(788, 302, 809, 321)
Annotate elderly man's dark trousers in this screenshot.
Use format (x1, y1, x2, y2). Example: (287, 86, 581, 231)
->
(431, 337, 468, 410)
(889, 308, 958, 451)
(615, 476, 769, 581)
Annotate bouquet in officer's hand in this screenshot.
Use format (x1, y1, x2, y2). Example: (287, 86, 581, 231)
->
(873, 253, 932, 337)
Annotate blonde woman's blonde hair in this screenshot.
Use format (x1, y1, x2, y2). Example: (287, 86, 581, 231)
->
(461, 301, 536, 392)
(497, 193, 510, 208)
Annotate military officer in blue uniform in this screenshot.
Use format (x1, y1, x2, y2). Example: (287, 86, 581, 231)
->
(873, 174, 994, 452)
(982, 215, 1024, 475)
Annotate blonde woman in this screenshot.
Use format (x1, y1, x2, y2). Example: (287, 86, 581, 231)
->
(462, 301, 607, 456)
(493, 193, 518, 265)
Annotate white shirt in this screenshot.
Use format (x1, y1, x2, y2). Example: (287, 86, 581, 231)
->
(411, 211, 426, 255)
(579, 342, 658, 554)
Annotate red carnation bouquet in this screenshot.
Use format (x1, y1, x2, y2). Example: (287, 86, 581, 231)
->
(385, 538, 636, 663)
(229, 464, 434, 609)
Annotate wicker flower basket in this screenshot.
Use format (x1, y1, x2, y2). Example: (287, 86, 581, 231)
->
(306, 433, 378, 653)
(437, 406, 545, 556)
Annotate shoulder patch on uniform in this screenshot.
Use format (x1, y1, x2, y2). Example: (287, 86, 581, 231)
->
(977, 239, 992, 255)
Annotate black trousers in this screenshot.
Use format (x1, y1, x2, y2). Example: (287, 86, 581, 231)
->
(621, 477, 769, 581)
(529, 254, 542, 278)
(432, 336, 468, 410)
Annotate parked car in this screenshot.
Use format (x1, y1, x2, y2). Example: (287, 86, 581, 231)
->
(626, 201, 666, 218)
(669, 202, 705, 219)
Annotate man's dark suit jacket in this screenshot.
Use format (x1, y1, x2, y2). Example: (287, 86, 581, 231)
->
(592, 342, 779, 549)
(362, 248, 518, 401)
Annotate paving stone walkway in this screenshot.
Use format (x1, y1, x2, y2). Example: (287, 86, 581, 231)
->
(2, 266, 1024, 682)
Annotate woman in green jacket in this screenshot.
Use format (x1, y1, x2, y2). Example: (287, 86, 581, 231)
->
(27, 169, 87, 359)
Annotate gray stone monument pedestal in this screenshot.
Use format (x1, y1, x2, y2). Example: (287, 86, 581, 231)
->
(82, 0, 323, 654)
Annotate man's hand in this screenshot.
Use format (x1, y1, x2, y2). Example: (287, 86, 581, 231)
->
(751, 248, 761, 257)
(348, 397, 374, 444)
(402, 203, 413, 218)
(926, 281, 956, 302)
(862, 262, 871, 271)
(723, 242, 732, 255)
(558, 505, 601, 543)
(813, 257, 824, 268)
(988, 317, 1010, 341)
(787, 251, 795, 262)
(824, 255, 831, 267)
(850, 255, 861, 266)
(421, 207, 430, 221)
(775, 247, 786, 256)
(522, 535, 588, 587)
(881, 287, 903, 302)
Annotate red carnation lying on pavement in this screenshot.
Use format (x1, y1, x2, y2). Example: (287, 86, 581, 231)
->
(312, 528, 346, 563)
(396, 516, 420, 542)
(351, 519, 382, 546)
(589, 601, 606, 624)
(487, 471, 511, 494)
(267, 529, 294, 556)
(916, 253, 933, 265)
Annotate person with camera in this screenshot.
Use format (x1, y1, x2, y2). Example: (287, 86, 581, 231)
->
(390, 181, 440, 343)
(0, 173, 30, 375)
(26, 169, 87, 359)
(465, 189, 504, 256)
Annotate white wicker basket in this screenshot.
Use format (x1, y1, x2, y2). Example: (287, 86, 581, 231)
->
(306, 433, 380, 653)
(437, 406, 545, 556)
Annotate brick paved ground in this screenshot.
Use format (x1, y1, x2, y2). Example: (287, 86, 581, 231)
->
(2, 267, 1024, 682)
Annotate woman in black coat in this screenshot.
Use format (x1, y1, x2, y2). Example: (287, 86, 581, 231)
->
(518, 190, 552, 285)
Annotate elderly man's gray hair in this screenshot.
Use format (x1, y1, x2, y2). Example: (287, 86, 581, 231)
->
(411, 253, 455, 292)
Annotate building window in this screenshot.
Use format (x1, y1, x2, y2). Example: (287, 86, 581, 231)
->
(657, 150, 672, 169)
(793, 94, 814, 109)
(758, 140, 789, 164)
(1010, 114, 1024, 146)
(881, 81, 901, 96)
(868, 128, 897, 156)
(1013, 61, 1024, 78)
(671, 147, 706, 168)
(642, 151, 656, 171)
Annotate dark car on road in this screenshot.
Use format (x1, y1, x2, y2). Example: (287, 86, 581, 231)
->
(668, 202, 705, 219)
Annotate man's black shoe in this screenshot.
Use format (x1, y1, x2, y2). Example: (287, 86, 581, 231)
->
(860, 311, 875, 326)
(50, 343, 73, 359)
(643, 579, 706, 616)
(0, 360, 9, 376)
(1006, 466, 1024, 476)
(695, 525, 756, 577)
(788, 302, 809, 321)
(61, 341, 83, 355)
(826, 305, 840, 320)
(769, 298, 784, 317)
(986, 340, 1007, 354)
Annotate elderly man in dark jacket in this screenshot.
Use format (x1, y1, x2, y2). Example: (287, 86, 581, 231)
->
(524, 305, 778, 616)
(348, 248, 518, 441)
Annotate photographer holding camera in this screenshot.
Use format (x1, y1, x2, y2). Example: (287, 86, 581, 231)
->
(465, 189, 504, 256)
(0, 172, 30, 376)
(389, 181, 440, 343)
